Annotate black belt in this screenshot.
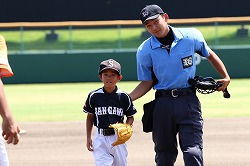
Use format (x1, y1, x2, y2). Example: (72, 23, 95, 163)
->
(156, 88, 194, 98)
(98, 128, 115, 136)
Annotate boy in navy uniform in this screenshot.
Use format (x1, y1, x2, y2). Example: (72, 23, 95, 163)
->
(83, 59, 137, 166)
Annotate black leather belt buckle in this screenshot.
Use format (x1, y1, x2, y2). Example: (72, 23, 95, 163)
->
(171, 89, 179, 97)
(103, 128, 115, 136)
(156, 88, 193, 98)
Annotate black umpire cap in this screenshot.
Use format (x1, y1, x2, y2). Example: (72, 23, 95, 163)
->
(140, 4, 164, 24)
(98, 59, 121, 75)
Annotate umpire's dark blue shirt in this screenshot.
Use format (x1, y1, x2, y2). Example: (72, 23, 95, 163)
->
(83, 86, 137, 129)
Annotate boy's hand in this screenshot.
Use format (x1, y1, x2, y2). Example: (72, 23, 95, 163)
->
(2, 116, 20, 145)
(86, 138, 93, 151)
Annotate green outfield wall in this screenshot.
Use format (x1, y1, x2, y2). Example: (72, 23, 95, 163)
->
(3, 48, 250, 84)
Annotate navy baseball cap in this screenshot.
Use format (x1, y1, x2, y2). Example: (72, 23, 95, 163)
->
(140, 4, 164, 24)
(98, 59, 121, 75)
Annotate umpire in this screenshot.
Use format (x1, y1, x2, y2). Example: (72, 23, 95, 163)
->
(129, 4, 230, 166)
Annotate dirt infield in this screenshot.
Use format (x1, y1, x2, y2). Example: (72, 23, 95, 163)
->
(6, 117, 250, 166)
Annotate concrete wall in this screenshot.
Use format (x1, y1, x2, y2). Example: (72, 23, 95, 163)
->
(1, 0, 249, 22)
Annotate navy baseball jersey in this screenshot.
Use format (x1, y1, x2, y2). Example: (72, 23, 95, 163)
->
(83, 86, 137, 129)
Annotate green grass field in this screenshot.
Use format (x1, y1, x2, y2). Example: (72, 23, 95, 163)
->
(1, 25, 250, 51)
(4, 79, 250, 122)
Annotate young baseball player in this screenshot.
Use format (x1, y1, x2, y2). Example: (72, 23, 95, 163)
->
(0, 34, 20, 166)
(83, 59, 137, 166)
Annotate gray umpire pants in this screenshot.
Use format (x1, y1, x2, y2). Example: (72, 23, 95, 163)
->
(153, 91, 203, 166)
